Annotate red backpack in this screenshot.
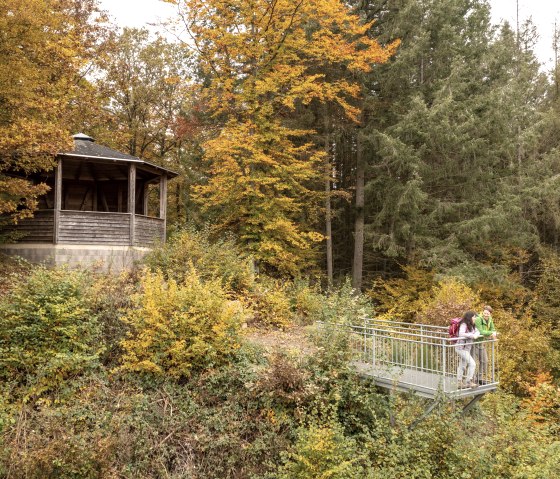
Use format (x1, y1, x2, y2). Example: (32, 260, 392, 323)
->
(449, 317, 462, 340)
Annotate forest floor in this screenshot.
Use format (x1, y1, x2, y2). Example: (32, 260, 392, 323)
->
(243, 323, 318, 357)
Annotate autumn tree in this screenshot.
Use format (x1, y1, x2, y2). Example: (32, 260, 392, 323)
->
(169, 0, 397, 275)
(89, 27, 194, 222)
(94, 28, 191, 161)
(0, 0, 107, 223)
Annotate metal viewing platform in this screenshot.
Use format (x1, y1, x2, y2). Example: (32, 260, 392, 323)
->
(322, 319, 498, 404)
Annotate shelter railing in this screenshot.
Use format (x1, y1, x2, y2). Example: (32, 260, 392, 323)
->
(2, 210, 164, 247)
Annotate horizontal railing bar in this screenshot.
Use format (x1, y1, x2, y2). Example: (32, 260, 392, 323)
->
(363, 318, 449, 330)
(361, 324, 450, 336)
(347, 326, 498, 345)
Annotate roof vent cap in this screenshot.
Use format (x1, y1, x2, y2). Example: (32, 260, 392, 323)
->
(73, 133, 95, 142)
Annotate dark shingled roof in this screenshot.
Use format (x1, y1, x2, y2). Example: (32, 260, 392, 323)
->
(60, 133, 178, 178)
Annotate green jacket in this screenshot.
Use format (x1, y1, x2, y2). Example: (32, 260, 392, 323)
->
(474, 314, 496, 342)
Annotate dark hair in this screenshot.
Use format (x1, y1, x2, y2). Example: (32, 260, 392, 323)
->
(461, 311, 476, 332)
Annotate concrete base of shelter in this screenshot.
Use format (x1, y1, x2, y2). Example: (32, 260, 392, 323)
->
(0, 243, 151, 272)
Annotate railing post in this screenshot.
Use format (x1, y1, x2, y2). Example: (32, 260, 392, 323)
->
(363, 317, 367, 362)
(53, 158, 62, 245)
(420, 325, 424, 372)
(159, 173, 168, 242)
(372, 327, 376, 366)
(492, 340, 496, 383)
(442, 337, 447, 392)
(128, 163, 136, 246)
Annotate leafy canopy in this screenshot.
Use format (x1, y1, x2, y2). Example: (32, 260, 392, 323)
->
(169, 0, 398, 274)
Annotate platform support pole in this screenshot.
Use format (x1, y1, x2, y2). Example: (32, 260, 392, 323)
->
(461, 393, 485, 414)
(408, 399, 440, 430)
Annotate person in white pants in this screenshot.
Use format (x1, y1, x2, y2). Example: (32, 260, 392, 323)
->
(456, 311, 481, 389)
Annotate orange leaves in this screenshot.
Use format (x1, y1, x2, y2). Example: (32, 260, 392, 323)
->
(177, 0, 397, 273)
(525, 372, 560, 430)
(180, 0, 397, 121)
(1, 0, 104, 222)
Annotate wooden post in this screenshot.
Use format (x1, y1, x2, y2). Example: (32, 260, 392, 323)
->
(53, 158, 62, 244)
(117, 182, 123, 212)
(159, 173, 168, 241)
(143, 182, 149, 215)
(128, 164, 136, 245)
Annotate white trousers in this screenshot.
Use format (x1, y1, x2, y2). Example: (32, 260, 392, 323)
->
(456, 348, 476, 383)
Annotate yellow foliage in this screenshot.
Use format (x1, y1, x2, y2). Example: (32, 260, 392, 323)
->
(118, 269, 245, 379)
(495, 310, 557, 396)
(524, 373, 560, 431)
(417, 278, 481, 326)
(275, 420, 366, 478)
(0, 0, 103, 222)
(367, 265, 435, 322)
(246, 280, 294, 328)
(181, 0, 399, 274)
(290, 280, 324, 324)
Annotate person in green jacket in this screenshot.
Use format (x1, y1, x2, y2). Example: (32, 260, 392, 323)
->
(473, 305, 497, 384)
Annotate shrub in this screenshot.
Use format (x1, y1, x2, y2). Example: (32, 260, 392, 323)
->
(461, 392, 560, 479)
(318, 279, 374, 324)
(530, 248, 560, 353)
(254, 352, 313, 408)
(245, 278, 294, 327)
(288, 278, 324, 324)
(525, 373, 560, 434)
(87, 272, 136, 368)
(144, 226, 254, 293)
(416, 277, 480, 326)
(272, 419, 369, 479)
(118, 269, 245, 379)
(0, 267, 102, 398)
(367, 265, 435, 322)
(497, 311, 558, 396)
(0, 253, 32, 299)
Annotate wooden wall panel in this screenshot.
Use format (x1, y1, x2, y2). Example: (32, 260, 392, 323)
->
(58, 211, 131, 245)
(2, 210, 55, 243)
(134, 215, 165, 247)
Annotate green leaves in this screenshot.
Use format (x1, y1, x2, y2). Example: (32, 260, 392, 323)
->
(0, 268, 102, 399)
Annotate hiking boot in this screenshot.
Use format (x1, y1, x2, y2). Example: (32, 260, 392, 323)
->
(466, 381, 479, 389)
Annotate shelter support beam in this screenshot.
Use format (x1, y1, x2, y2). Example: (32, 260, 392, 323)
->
(159, 173, 167, 241)
(53, 158, 62, 244)
(128, 164, 136, 245)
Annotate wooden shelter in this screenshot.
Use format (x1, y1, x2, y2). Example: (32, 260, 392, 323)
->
(0, 134, 178, 270)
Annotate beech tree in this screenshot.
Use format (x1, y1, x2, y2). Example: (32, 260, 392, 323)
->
(0, 0, 106, 223)
(95, 28, 191, 161)
(169, 0, 397, 275)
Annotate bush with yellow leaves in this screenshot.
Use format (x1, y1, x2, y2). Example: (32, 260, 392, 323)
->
(118, 269, 245, 380)
(273, 419, 368, 479)
(246, 279, 294, 328)
(495, 311, 558, 396)
(368, 265, 435, 322)
(416, 277, 480, 325)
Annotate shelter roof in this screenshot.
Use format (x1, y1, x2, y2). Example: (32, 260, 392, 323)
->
(60, 134, 178, 178)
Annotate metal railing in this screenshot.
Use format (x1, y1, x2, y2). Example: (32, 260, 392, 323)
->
(324, 318, 498, 396)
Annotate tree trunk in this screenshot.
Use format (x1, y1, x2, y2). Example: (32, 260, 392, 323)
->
(352, 132, 365, 291)
(324, 110, 333, 286)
